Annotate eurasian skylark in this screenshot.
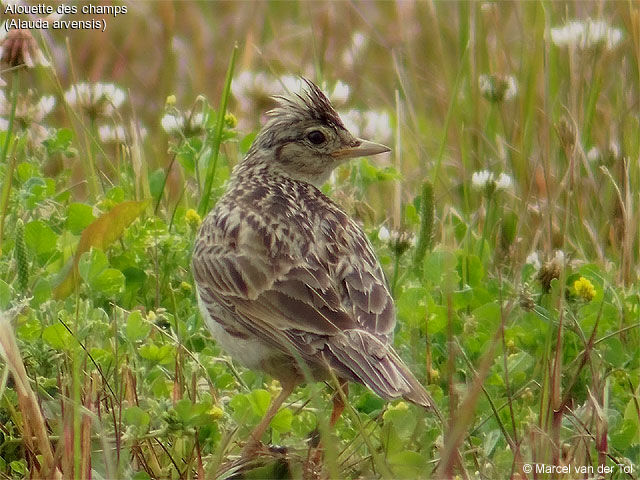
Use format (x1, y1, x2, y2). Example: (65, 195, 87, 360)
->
(192, 78, 433, 450)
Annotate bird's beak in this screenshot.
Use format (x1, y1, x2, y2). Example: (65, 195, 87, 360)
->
(331, 139, 391, 159)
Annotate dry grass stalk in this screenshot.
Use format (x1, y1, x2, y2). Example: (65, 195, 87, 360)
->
(0, 314, 62, 479)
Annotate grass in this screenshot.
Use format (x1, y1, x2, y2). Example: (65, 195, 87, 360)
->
(0, 1, 638, 479)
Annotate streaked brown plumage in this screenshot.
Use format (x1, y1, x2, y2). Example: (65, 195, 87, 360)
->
(192, 79, 433, 448)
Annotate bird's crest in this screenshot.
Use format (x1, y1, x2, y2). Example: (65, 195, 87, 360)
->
(267, 78, 345, 130)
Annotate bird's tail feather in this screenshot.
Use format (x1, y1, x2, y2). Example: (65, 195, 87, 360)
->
(326, 330, 435, 410)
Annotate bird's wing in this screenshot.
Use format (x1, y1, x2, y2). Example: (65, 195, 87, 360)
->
(192, 210, 432, 407)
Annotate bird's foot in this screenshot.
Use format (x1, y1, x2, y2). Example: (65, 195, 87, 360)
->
(241, 438, 267, 458)
(303, 446, 324, 480)
(241, 439, 288, 458)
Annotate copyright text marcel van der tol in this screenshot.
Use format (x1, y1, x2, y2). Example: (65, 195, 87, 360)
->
(521, 462, 634, 476)
(3, 3, 127, 32)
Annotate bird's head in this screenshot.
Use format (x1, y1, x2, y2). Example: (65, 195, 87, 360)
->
(246, 78, 390, 186)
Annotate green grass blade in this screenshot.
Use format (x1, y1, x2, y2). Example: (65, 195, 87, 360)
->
(198, 43, 239, 216)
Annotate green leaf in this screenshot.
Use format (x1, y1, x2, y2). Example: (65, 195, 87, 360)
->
(610, 419, 638, 451)
(132, 472, 152, 480)
(423, 249, 459, 291)
(126, 310, 151, 342)
(123, 405, 151, 431)
(624, 398, 640, 445)
(66, 203, 95, 235)
(270, 407, 292, 433)
(458, 254, 484, 287)
(77, 248, 125, 297)
(42, 128, 74, 155)
(387, 450, 426, 478)
(452, 284, 473, 310)
(93, 268, 125, 296)
(9, 460, 27, 475)
(78, 248, 109, 283)
(17, 314, 41, 341)
(396, 287, 428, 328)
(24, 220, 57, 256)
(107, 186, 125, 202)
(175, 137, 202, 174)
(53, 200, 149, 299)
(16, 162, 36, 183)
(602, 337, 626, 367)
(42, 323, 74, 350)
(229, 394, 253, 423)
(32, 278, 52, 307)
(474, 302, 501, 335)
(138, 344, 174, 365)
(148, 168, 165, 201)
(383, 405, 418, 439)
(249, 389, 271, 417)
(483, 429, 500, 456)
(356, 391, 386, 414)
(0, 280, 11, 309)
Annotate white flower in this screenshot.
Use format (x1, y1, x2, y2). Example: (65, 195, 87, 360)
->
(232, 71, 278, 111)
(608, 140, 620, 159)
(64, 82, 126, 117)
(551, 19, 623, 51)
(161, 110, 207, 136)
(0, 117, 7, 130)
(98, 123, 147, 144)
(338, 109, 391, 143)
(553, 250, 565, 264)
(504, 76, 518, 101)
(338, 109, 362, 138)
(478, 75, 491, 97)
(586, 20, 608, 45)
(279, 75, 303, 95)
(472, 169, 513, 194)
(35, 95, 55, 122)
(586, 146, 600, 162)
(363, 110, 392, 143)
(161, 113, 184, 133)
(98, 124, 126, 143)
(479, 74, 517, 102)
(342, 31, 368, 67)
(189, 112, 206, 130)
(0, 91, 55, 125)
(378, 226, 390, 242)
(329, 80, 350, 105)
(526, 251, 541, 271)
(472, 170, 494, 190)
(606, 27, 623, 50)
(480, 3, 494, 13)
(551, 21, 584, 47)
(495, 173, 512, 191)
(351, 32, 367, 52)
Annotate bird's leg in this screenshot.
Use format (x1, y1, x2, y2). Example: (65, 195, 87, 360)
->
(330, 381, 348, 427)
(242, 380, 295, 456)
(306, 380, 349, 475)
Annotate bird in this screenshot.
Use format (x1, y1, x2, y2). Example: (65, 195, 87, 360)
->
(191, 78, 434, 453)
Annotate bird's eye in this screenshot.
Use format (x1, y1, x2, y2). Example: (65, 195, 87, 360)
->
(307, 130, 326, 145)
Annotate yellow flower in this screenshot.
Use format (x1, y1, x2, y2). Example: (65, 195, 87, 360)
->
(180, 281, 192, 294)
(209, 405, 224, 420)
(185, 208, 202, 229)
(574, 277, 596, 301)
(165, 94, 177, 106)
(224, 112, 237, 128)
